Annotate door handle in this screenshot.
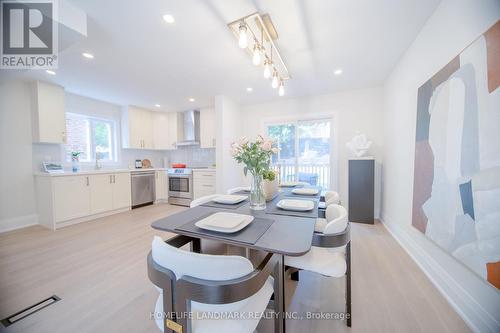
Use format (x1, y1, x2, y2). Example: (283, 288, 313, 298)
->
(109, 175, 112, 184)
(113, 175, 116, 183)
(86, 176, 89, 186)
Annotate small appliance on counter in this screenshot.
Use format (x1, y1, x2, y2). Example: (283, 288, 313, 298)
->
(135, 159, 143, 169)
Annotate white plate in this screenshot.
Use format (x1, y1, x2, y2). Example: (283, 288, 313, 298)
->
(212, 195, 247, 204)
(195, 212, 254, 233)
(292, 188, 319, 196)
(277, 199, 315, 211)
(279, 181, 299, 187)
(242, 186, 251, 192)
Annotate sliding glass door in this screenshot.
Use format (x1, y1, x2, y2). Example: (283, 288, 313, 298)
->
(267, 118, 331, 189)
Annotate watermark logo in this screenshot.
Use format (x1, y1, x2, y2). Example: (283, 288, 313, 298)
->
(1, 0, 58, 69)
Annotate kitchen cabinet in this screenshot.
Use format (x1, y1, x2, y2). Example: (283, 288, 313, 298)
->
(122, 107, 178, 150)
(113, 173, 132, 209)
(193, 169, 216, 199)
(31, 81, 66, 144)
(35, 171, 132, 230)
(200, 108, 216, 148)
(89, 174, 114, 214)
(121, 106, 154, 149)
(53, 175, 90, 222)
(155, 170, 168, 202)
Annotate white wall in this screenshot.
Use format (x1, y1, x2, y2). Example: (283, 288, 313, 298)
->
(0, 82, 38, 232)
(240, 87, 384, 216)
(381, 0, 500, 332)
(215, 95, 244, 193)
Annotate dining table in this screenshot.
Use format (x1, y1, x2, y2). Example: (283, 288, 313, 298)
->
(151, 187, 323, 333)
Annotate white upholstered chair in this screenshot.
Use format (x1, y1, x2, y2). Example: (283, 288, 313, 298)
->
(149, 236, 278, 333)
(318, 190, 340, 209)
(285, 203, 351, 326)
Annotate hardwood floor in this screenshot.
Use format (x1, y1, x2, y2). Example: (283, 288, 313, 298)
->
(0, 204, 470, 333)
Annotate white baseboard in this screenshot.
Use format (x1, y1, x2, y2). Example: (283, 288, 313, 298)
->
(0, 214, 38, 233)
(379, 216, 500, 333)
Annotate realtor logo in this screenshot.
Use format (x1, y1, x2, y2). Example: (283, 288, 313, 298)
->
(1, 0, 58, 69)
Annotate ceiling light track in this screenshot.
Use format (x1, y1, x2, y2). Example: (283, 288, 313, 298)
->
(228, 12, 290, 97)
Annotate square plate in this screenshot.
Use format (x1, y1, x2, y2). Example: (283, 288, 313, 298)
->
(212, 195, 247, 204)
(195, 212, 254, 233)
(279, 181, 299, 187)
(291, 188, 319, 195)
(277, 199, 315, 211)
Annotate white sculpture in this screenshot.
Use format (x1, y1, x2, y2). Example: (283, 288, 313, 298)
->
(346, 133, 372, 157)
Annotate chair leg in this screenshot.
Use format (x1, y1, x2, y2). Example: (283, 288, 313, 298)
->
(346, 242, 352, 327)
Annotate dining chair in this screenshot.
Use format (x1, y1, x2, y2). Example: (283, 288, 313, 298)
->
(318, 190, 340, 209)
(285, 204, 352, 327)
(148, 235, 279, 333)
(226, 186, 249, 194)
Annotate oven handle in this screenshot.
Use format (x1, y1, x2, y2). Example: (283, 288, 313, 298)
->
(132, 173, 155, 177)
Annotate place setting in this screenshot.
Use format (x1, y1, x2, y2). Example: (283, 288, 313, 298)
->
(175, 211, 275, 245)
(201, 194, 248, 209)
(266, 196, 319, 218)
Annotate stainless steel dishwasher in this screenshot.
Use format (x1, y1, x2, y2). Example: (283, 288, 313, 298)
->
(131, 171, 156, 208)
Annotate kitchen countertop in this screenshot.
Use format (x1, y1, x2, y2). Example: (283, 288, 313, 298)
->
(35, 167, 215, 177)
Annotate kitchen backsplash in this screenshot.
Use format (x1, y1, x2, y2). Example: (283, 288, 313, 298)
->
(32, 143, 216, 172)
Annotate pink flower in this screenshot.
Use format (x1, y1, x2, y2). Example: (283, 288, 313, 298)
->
(271, 147, 279, 154)
(238, 136, 248, 146)
(256, 135, 264, 143)
(261, 141, 272, 151)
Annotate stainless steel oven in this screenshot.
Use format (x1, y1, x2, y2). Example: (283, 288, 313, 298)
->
(167, 168, 193, 206)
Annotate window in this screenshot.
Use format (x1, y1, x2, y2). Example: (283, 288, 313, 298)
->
(268, 119, 331, 189)
(65, 113, 117, 162)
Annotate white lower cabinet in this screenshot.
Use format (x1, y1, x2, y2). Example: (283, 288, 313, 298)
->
(155, 171, 168, 202)
(53, 176, 90, 222)
(36, 172, 132, 230)
(193, 169, 216, 199)
(113, 173, 132, 209)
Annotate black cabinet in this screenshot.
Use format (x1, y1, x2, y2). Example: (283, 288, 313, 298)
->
(348, 159, 374, 224)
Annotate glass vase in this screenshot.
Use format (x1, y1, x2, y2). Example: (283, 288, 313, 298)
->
(71, 157, 79, 173)
(250, 172, 266, 210)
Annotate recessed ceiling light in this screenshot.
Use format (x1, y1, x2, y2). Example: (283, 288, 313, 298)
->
(82, 52, 94, 59)
(246, 87, 253, 92)
(163, 14, 175, 24)
(333, 68, 343, 75)
(154, 104, 161, 108)
(45, 70, 56, 75)
(188, 98, 195, 102)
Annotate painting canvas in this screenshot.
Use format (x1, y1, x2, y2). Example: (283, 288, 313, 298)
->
(412, 21, 500, 289)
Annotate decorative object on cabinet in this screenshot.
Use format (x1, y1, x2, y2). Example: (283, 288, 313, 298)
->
(71, 152, 81, 173)
(348, 158, 374, 224)
(42, 162, 64, 173)
(411, 21, 500, 289)
(346, 133, 372, 157)
(141, 159, 152, 168)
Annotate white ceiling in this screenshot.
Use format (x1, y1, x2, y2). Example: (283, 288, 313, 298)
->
(2, 0, 441, 112)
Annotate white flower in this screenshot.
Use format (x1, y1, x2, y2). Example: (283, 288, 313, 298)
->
(256, 135, 264, 143)
(271, 147, 279, 154)
(238, 136, 248, 146)
(261, 141, 272, 152)
(230, 147, 240, 157)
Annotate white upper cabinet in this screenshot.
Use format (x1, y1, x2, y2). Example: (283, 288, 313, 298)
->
(122, 106, 154, 149)
(200, 108, 216, 148)
(31, 81, 66, 144)
(122, 107, 178, 150)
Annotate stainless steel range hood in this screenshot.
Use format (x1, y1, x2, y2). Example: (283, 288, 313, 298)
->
(175, 110, 200, 146)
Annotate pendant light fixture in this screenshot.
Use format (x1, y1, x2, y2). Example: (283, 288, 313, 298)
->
(238, 22, 248, 49)
(252, 43, 261, 65)
(278, 80, 285, 96)
(228, 13, 291, 97)
(271, 71, 279, 88)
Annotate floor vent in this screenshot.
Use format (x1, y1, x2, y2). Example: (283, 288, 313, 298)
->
(1, 295, 61, 327)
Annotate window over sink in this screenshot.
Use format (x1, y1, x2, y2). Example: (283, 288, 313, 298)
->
(64, 113, 117, 163)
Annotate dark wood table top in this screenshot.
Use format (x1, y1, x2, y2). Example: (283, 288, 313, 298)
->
(152, 201, 317, 256)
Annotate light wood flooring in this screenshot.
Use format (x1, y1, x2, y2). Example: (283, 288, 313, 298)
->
(0, 204, 470, 333)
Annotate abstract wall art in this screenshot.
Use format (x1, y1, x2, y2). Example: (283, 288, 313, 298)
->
(412, 21, 500, 289)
